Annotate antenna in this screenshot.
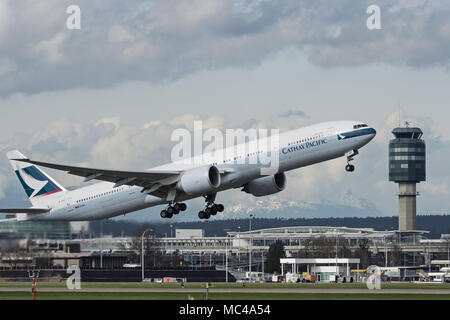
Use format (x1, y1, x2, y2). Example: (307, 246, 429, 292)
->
(397, 102, 401, 127)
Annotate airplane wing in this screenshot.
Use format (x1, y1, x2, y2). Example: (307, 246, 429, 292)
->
(0, 208, 50, 214)
(13, 158, 182, 196)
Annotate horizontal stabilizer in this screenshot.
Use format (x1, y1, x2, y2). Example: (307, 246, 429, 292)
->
(0, 208, 50, 215)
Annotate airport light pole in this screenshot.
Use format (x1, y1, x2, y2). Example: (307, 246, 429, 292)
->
(223, 229, 231, 283)
(225, 230, 231, 283)
(249, 214, 255, 280)
(100, 220, 103, 269)
(384, 235, 388, 267)
(141, 228, 154, 282)
(237, 226, 241, 265)
(429, 243, 431, 272)
(421, 235, 431, 272)
(223, 229, 234, 283)
(262, 234, 265, 281)
(447, 240, 449, 262)
(446, 238, 450, 262)
(335, 232, 338, 272)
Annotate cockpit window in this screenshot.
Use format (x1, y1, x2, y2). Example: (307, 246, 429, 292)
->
(353, 124, 368, 129)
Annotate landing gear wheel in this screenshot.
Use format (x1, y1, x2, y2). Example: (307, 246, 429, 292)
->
(205, 207, 216, 216)
(160, 210, 168, 218)
(201, 194, 224, 219)
(198, 211, 205, 219)
(179, 203, 187, 211)
(345, 164, 355, 172)
(167, 206, 175, 215)
(210, 205, 219, 215)
(166, 212, 173, 219)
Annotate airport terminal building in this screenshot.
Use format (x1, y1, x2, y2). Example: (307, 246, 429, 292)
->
(2, 225, 448, 269)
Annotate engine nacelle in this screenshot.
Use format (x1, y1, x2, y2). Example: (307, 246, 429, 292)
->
(178, 165, 221, 195)
(243, 173, 286, 197)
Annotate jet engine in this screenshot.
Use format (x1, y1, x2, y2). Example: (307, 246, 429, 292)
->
(178, 165, 221, 195)
(242, 173, 286, 197)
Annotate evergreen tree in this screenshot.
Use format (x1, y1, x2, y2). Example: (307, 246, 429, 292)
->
(355, 239, 372, 268)
(266, 240, 285, 274)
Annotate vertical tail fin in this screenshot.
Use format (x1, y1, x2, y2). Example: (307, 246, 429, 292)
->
(6, 150, 67, 206)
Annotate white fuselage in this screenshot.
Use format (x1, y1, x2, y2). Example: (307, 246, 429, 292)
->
(29, 121, 376, 221)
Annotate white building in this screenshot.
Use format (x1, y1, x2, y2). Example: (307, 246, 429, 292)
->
(175, 229, 205, 239)
(280, 258, 360, 282)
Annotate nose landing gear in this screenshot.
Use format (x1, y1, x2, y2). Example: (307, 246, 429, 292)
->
(345, 164, 355, 172)
(345, 149, 358, 172)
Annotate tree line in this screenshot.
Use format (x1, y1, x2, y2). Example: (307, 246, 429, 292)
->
(89, 214, 450, 239)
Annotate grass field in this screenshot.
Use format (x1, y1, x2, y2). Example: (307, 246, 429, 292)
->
(1, 281, 450, 290)
(1, 282, 449, 300)
(1, 291, 450, 300)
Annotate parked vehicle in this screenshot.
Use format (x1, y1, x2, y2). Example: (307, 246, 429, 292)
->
(330, 274, 353, 283)
(236, 278, 252, 283)
(271, 274, 283, 283)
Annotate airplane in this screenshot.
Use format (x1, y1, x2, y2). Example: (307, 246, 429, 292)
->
(0, 121, 376, 221)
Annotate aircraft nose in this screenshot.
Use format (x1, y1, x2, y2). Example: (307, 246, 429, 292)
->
(367, 127, 376, 140)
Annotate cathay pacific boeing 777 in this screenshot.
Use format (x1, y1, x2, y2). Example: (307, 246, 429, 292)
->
(0, 121, 376, 221)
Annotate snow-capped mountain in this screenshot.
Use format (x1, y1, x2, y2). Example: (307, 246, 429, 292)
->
(213, 194, 384, 220)
(122, 189, 384, 222)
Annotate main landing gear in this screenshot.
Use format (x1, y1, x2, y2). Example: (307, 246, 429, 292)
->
(198, 194, 224, 220)
(345, 149, 358, 172)
(160, 202, 187, 219)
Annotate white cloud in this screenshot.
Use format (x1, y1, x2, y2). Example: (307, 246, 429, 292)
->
(95, 117, 121, 129)
(0, 0, 13, 44)
(422, 182, 450, 197)
(0, 174, 8, 199)
(0, 57, 16, 77)
(173, 0, 228, 31)
(32, 33, 66, 64)
(1, 0, 450, 95)
(108, 25, 134, 43)
(282, 157, 346, 203)
(143, 120, 161, 129)
(169, 114, 226, 131)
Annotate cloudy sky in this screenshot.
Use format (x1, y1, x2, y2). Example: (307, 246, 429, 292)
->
(0, 0, 450, 219)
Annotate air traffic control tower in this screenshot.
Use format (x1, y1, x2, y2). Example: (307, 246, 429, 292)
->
(389, 125, 426, 230)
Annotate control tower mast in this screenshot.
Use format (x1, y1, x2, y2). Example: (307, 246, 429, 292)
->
(389, 124, 426, 231)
